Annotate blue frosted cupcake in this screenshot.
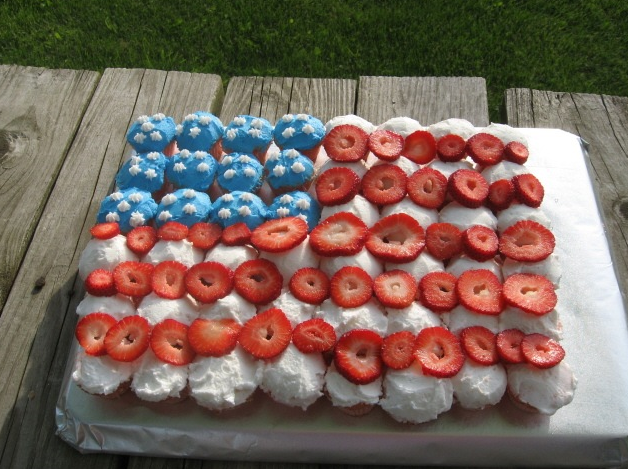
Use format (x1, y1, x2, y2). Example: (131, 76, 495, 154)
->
(115, 151, 167, 194)
(217, 153, 264, 193)
(165, 150, 218, 192)
(175, 111, 224, 156)
(154, 188, 212, 228)
(268, 191, 321, 232)
(97, 188, 158, 233)
(126, 113, 177, 154)
(222, 115, 274, 162)
(265, 148, 315, 195)
(210, 191, 267, 230)
(273, 113, 325, 162)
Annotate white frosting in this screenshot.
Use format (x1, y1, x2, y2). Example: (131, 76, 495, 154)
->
(78, 235, 139, 280)
(131, 350, 188, 402)
(324, 114, 377, 134)
(386, 251, 444, 280)
(376, 117, 423, 138)
(143, 240, 204, 267)
(197, 291, 257, 324)
(443, 305, 500, 335)
(325, 363, 382, 407)
(316, 158, 369, 179)
(482, 123, 529, 147)
(259, 237, 319, 286)
(320, 195, 379, 228)
(315, 298, 387, 336)
(502, 254, 562, 288)
(370, 155, 419, 176)
(446, 255, 503, 281)
(481, 161, 529, 185)
(136, 293, 198, 326)
(381, 197, 438, 228)
(267, 289, 316, 327)
(72, 351, 135, 396)
(439, 202, 498, 231)
(386, 301, 442, 334)
(75, 294, 136, 320)
(498, 306, 563, 340)
(427, 159, 474, 179)
(496, 204, 552, 234)
(205, 244, 258, 271)
(451, 361, 507, 410)
(319, 247, 383, 279)
(428, 118, 476, 140)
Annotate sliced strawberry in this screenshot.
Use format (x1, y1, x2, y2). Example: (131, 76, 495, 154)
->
(462, 225, 499, 262)
(418, 271, 458, 313)
(407, 167, 448, 209)
(187, 317, 242, 357)
(113, 261, 154, 297)
(460, 326, 499, 366)
(466, 133, 505, 166)
(455, 269, 503, 315)
(292, 318, 336, 354)
(448, 169, 489, 208)
(315, 167, 361, 206)
(330, 266, 373, 308)
(496, 328, 526, 364)
(368, 129, 404, 162)
(250, 217, 308, 253)
(487, 178, 515, 211)
(502, 273, 557, 315)
(104, 315, 151, 362)
(187, 222, 222, 250)
(309, 211, 368, 257)
(425, 222, 463, 261)
(239, 307, 292, 359)
(401, 130, 437, 164)
(361, 164, 408, 206)
(75, 312, 118, 356)
(499, 220, 555, 262)
(504, 141, 529, 164)
(150, 319, 195, 366)
(513, 173, 545, 208)
(414, 326, 464, 378)
(126, 226, 158, 256)
(157, 221, 189, 241)
(289, 267, 330, 305)
(436, 134, 467, 162)
(84, 269, 117, 297)
(333, 329, 383, 384)
(365, 213, 425, 263)
(221, 222, 252, 246)
(151, 260, 188, 299)
(323, 124, 369, 162)
(90, 222, 120, 240)
(381, 330, 416, 370)
(185, 261, 233, 304)
(521, 333, 565, 369)
(373, 269, 417, 309)
(233, 259, 283, 304)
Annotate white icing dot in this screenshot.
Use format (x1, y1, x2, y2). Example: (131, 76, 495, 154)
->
(176, 124, 183, 135)
(296, 114, 309, 121)
(137, 115, 149, 124)
(267, 151, 280, 162)
(291, 162, 306, 174)
(129, 164, 142, 176)
(218, 208, 231, 219)
(281, 127, 296, 139)
(131, 155, 142, 165)
(226, 129, 237, 141)
(144, 169, 157, 180)
(180, 149, 191, 159)
(302, 124, 315, 135)
(173, 162, 186, 173)
(130, 211, 146, 227)
(189, 127, 201, 138)
(183, 203, 197, 215)
(224, 169, 236, 179)
(133, 133, 146, 144)
(280, 194, 293, 204)
(152, 113, 165, 121)
(273, 165, 286, 177)
(150, 131, 162, 142)
(244, 167, 256, 177)
(117, 200, 131, 213)
(105, 212, 120, 222)
(240, 193, 253, 202)
(141, 122, 155, 132)
(238, 206, 252, 217)
(198, 115, 211, 126)
(277, 207, 290, 217)
(287, 149, 300, 159)
(234, 116, 246, 126)
(184, 114, 196, 122)
(147, 152, 160, 161)
(158, 211, 172, 221)
(221, 155, 233, 166)
(194, 151, 206, 159)
(197, 162, 210, 173)
(297, 213, 308, 223)
(128, 192, 143, 203)
(248, 128, 262, 138)
(162, 194, 177, 205)
(238, 154, 252, 164)
(110, 191, 124, 201)
(251, 118, 263, 130)
(183, 189, 196, 199)
(296, 198, 310, 210)
(222, 193, 234, 202)
(281, 114, 293, 123)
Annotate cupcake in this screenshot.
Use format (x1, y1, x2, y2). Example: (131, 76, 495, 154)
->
(210, 191, 268, 230)
(273, 113, 325, 162)
(155, 188, 212, 228)
(175, 111, 224, 158)
(78, 234, 139, 280)
(265, 149, 315, 195)
(216, 153, 264, 194)
(222, 115, 274, 162)
(115, 151, 167, 194)
(97, 188, 158, 234)
(126, 113, 177, 154)
(267, 191, 321, 232)
(165, 150, 218, 192)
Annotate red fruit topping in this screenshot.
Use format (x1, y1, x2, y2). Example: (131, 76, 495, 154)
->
(513, 173, 545, 208)
(187, 222, 222, 250)
(448, 169, 489, 208)
(90, 222, 120, 240)
(368, 129, 404, 162)
(151, 260, 188, 299)
(330, 266, 373, 308)
(504, 141, 529, 164)
(361, 164, 408, 206)
(499, 220, 555, 262)
(460, 326, 499, 365)
(292, 318, 337, 354)
(418, 271, 458, 312)
(381, 330, 416, 370)
(185, 261, 233, 304)
(104, 315, 151, 362)
(502, 273, 557, 315)
(466, 132, 505, 166)
(289, 267, 330, 305)
(436, 134, 467, 162)
(315, 167, 361, 206)
(373, 269, 417, 309)
(487, 179, 515, 211)
(187, 318, 242, 357)
(126, 226, 158, 256)
(334, 329, 384, 384)
(407, 167, 448, 209)
(323, 124, 369, 162)
(150, 319, 195, 366)
(309, 211, 368, 257)
(221, 222, 252, 246)
(521, 333, 565, 369)
(239, 307, 293, 359)
(462, 225, 499, 262)
(113, 261, 154, 297)
(75, 312, 118, 356)
(414, 326, 464, 378)
(157, 221, 189, 241)
(84, 269, 117, 297)
(251, 217, 308, 253)
(365, 213, 425, 263)
(456, 269, 503, 315)
(401, 130, 437, 164)
(425, 222, 463, 261)
(233, 259, 283, 304)
(496, 328, 526, 364)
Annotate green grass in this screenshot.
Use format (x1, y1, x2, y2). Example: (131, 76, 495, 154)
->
(1, 0, 627, 122)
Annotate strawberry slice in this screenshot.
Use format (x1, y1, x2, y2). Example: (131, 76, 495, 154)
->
(401, 130, 437, 164)
(373, 269, 417, 309)
(462, 225, 499, 262)
(157, 221, 189, 241)
(513, 173, 545, 208)
(407, 167, 448, 209)
(502, 273, 557, 315)
(487, 179, 515, 211)
(496, 328, 526, 364)
(330, 266, 373, 308)
(150, 319, 196, 366)
(323, 124, 369, 162)
(368, 129, 404, 162)
(113, 261, 154, 297)
(448, 169, 489, 208)
(90, 222, 120, 240)
(187, 222, 222, 250)
(418, 271, 458, 312)
(104, 315, 151, 362)
(361, 164, 408, 206)
(334, 329, 384, 384)
(233, 258, 283, 304)
(84, 269, 117, 297)
(250, 216, 308, 253)
(187, 317, 242, 357)
(499, 220, 555, 262)
(365, 213, 425, 263)
(309, 211, 368, 257)
(425, 222, 463, 261)
(151, 260, 188, 299)
(521, 333, 565, 369)
(381, 330, 416, 370)
(414, 326, 464, 378)
(126, 226, 158, 256)
(436, 134, 467, 162)
(184, 261, 233, 304)
(292, 318, 336, 354)
(289, 267, 330, 305)
(466, 133, 505, 166)
(221, 222, 252, 246)
(239, 307, 293, 359)
(456, 269, 503, 315)
(315, 167, 361, 206)
(75, 312, 118, 356)
(460, 326, 499, 366)
(504, 141, 529, 164)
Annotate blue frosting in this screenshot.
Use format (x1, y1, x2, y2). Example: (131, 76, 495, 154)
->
(273, 113, 325, 150)
(216, 152, 264, 193)
(115, 151, 167, 193)
(267, 191, 321, 232)
(222, 115, 273, 154)
(264, 148, 315, 191)
(165, 150, 218, 191)
(126, 113, 176, 153)
(155, 188, 212, 228)
(97, 188, 158, 233)
(210, 191, 267, 230)
(175, 111, 224, 152)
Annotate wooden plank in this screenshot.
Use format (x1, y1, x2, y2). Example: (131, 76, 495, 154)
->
(503, 88, 628, 301)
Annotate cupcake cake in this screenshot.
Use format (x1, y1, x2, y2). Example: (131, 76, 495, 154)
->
(175, 111, 224, 157)
(273, 113, 326, 162)
(216, 153, 264, 193)
(264, 149, 315, 195)
(126, 113, 177, 154)
(115, 151, 167, 194)
(155, 188, 212, 228)
(97, 188, 158, 233)
(165, 150, 218, 192)
(267, 191, 321, 232)
(209, 191, 268, 230)
(222, 115, 274, 161)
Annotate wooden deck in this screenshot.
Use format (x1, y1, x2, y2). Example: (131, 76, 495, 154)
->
(0, 65, 626, 468)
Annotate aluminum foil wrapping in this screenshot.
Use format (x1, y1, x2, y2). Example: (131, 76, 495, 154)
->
(55, 129, 628, 466)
